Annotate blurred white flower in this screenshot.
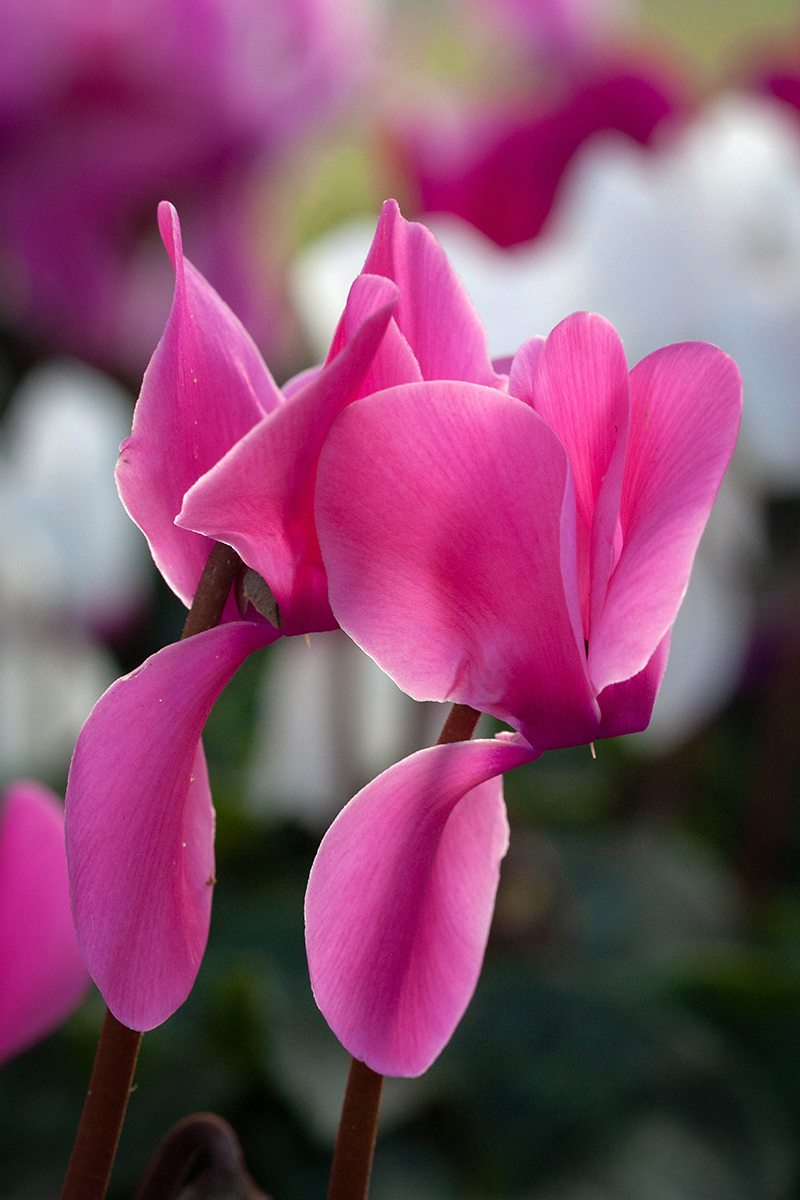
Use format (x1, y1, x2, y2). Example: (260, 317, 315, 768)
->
(247, 630, 447, 829)
(2, 359, 151, 632)
(0, 359, 152, 776)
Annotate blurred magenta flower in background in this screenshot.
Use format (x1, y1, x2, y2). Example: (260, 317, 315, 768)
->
(0, 780, 89, 1066)
(403, 61, 682, 249)
(386, 0, 681, 249)
(0, 0, 370, 371)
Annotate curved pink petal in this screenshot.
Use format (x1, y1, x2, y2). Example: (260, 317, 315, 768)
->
(596, 631, 670, 739)
(116, 202, 282, 609)
(518, 313, 631, 635)
(507, 335, 544, 406)
(0, 782, 89, 1065)
(589, 343, 742, 693)
(306, 736, 537, 1077)
(178, 276, 399, 635)
(362, 200, 506, 390)
(65, 621, 277, 1031)
(325, 272, 423, 394)
(316, 382, 600, 750)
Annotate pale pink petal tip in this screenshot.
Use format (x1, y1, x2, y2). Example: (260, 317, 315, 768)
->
(66, 621, 277, 1031)
(0, 782, 89, 1065)
(157, 201, 181, 268)
(305, 737, 536, 1077)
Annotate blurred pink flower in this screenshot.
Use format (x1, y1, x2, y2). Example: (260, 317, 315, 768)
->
(0, 781, 89, 1065)
(404, 61, 682, 247)
(305, 312, 742, 1076)
(0, 0, 369, 369)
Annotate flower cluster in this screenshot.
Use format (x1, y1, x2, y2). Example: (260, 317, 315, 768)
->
(65, 200, 741, 1078)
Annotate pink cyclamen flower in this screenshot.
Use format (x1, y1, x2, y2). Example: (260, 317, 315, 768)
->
(0, 782, 89, 1065)
(66, 197, 500, 1031)
(0, 0, 369, 369)
(304, 311, 742, 1076)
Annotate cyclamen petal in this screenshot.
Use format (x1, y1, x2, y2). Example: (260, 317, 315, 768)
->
(516, 313, 631, 636)
(0, 782, 89, 1064)
(325, 272, 422, 395)
(65, 622, 277, 1031)
(316, 381, 600, 749)
(596, 631, 670, 739)
(362, 200, 506, 390)
(588, 342, 742, 692)
(178, 275, 400, 634)
(116, 202, 282, 610)
(305, 737, 537, 1077)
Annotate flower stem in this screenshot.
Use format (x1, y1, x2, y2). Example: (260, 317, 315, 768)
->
(61, 540, 242, 1200)
(180, 541, 242, 640)
(60, 1011, 142, 1200)
(326, 702, 482, 1200)
(327, 1059, 385, 1200)
(436, 702, 481, 746)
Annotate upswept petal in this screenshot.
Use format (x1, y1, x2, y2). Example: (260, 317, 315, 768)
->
(316, 382, 600, 750)
(65, 622, 278, 1031)
(305, 736, 537, 1077)
(325, 272, 423, 395)
(178, 277, 399, 635)
(362, 200, 506, 389)
(596, 631, 670, 739)
(589, 343, 742, 692)
(0, 782, 89, 1064)
(115, 202, 282, 610)
(520, 313, 631, 634)
(507, 336, 544, 407)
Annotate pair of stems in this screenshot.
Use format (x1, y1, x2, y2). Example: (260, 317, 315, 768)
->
(60, 543, 481, 1200)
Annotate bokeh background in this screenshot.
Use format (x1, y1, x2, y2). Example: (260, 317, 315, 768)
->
(4, 0, 800, 1196)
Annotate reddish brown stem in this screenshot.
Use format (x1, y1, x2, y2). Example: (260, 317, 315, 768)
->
(181, 541, 242, 639)
(326, 703, 482, 1200)
(60, 1011, 142, 1200)
(436, 702, 481, 745)
(327, 1059, 384, 1200)
(61, 541, 242, 1200)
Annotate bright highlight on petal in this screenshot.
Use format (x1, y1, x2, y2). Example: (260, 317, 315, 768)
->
(0, 782, 89, 1064)
(65, 622, 277, 1031)
(306, 736, 537, 1077)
